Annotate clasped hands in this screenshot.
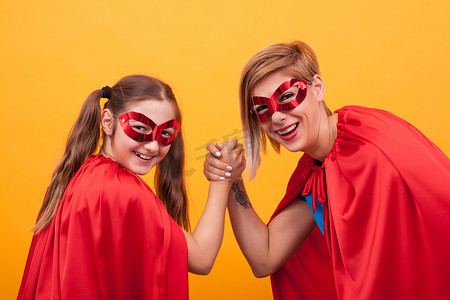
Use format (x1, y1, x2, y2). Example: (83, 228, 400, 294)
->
(203, 138, 246, 183)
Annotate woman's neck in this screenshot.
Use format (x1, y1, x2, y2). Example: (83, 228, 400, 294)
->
(308, 113, 338, 162)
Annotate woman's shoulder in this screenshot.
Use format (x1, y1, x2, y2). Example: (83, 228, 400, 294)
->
(328, 105, 447, 170)
(335, 105, 403, 125)
(333, 105, 418, 141)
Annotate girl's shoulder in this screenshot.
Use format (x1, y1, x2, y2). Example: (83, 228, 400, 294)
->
(82, 155, 148, 187)
(68, 155, 158, 210)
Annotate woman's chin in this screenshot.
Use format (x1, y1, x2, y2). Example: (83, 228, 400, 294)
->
(283, 144, 304, 153)
(278, 137, 305, 153)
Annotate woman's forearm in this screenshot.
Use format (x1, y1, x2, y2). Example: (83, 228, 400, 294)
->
(228, 179, 316, 278)
(183, 181, 231, 275)
(227, 180, 274, 277)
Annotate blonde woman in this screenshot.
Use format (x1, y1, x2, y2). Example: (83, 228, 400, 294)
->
(205, 41, 450, 300)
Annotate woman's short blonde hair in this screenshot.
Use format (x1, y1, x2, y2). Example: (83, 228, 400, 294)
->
(239, 41, 330, 179)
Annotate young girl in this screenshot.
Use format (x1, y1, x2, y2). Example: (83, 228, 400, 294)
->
(205, 41, 450, 299)
(18, 74, 244, 299)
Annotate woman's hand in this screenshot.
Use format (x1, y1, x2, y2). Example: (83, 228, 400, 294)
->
(203, 138, 246, 182)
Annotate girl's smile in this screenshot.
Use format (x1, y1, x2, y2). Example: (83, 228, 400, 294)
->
(101, 99, 178, 175)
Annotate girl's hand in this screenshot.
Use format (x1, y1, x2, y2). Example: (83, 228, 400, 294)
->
(204, 138, 245, 182)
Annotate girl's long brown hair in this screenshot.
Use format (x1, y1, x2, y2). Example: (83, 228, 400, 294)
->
(33, 75, 189, 233)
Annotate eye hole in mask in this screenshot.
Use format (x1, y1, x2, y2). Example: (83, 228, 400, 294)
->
(114, 111, 180, 146)
(250, 79, 308, 123)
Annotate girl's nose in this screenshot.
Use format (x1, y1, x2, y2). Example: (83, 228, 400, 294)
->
(143, 140, 160, 153)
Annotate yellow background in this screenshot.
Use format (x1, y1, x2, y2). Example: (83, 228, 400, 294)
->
(1, 0, 449, 299)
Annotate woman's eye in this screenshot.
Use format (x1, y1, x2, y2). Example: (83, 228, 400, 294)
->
(279, 92, 295, 103)
(254, 105, 268, 114)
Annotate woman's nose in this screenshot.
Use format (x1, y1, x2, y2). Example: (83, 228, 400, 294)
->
(271, 111, 286, 124)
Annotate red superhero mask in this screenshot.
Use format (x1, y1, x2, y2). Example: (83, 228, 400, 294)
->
(250, 79, 308, 123)
(115, 111, 180, 146)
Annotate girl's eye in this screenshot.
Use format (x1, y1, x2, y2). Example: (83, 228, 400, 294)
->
(254, 105, 268, 114)
(161, 129, 175, 138)
(129, 120, 152, 134)
(132, 125, 151, 134)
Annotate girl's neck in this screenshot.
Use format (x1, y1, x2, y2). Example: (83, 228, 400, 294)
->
(99, 144, 116, 162)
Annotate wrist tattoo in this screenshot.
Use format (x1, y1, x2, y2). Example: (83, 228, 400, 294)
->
(231, 182, 251, 209)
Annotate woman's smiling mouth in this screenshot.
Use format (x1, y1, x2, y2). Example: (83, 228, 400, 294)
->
(275, 123, 299, 141)
(276, 123, 298, 135)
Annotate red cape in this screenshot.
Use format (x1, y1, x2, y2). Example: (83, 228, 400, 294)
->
(269, 155, 338, 300)
(324, 106, 450, 299)
(270, 106, 450, 299)
(18, 155, 188, 300)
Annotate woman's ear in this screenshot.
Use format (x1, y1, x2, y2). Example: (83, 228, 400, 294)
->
(101, 109, 115, 136)
(311, 74, 325, 102)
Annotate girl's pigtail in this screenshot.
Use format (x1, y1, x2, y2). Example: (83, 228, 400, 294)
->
(33, 90, 103, 233)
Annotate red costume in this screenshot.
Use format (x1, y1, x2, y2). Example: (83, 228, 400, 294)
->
(18, 155, 188, 300)
(270, 106, 450, 299)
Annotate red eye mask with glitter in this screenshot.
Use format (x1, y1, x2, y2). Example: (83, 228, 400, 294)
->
(116, 111, 180, 146)
(251, 79, 308, 123)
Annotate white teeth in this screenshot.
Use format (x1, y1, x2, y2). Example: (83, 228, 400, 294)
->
(277, 124, 297, 135)
(135, 152, 152, 160)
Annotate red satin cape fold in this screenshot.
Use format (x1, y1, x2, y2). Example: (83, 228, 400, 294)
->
(268, 155, 338, 300)
(269, 105, 450, 300)
(323, 106, 450, 299)
(18, 155, 188, 300)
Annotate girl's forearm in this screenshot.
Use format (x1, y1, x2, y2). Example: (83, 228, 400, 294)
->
(184, 181, 231, 275)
